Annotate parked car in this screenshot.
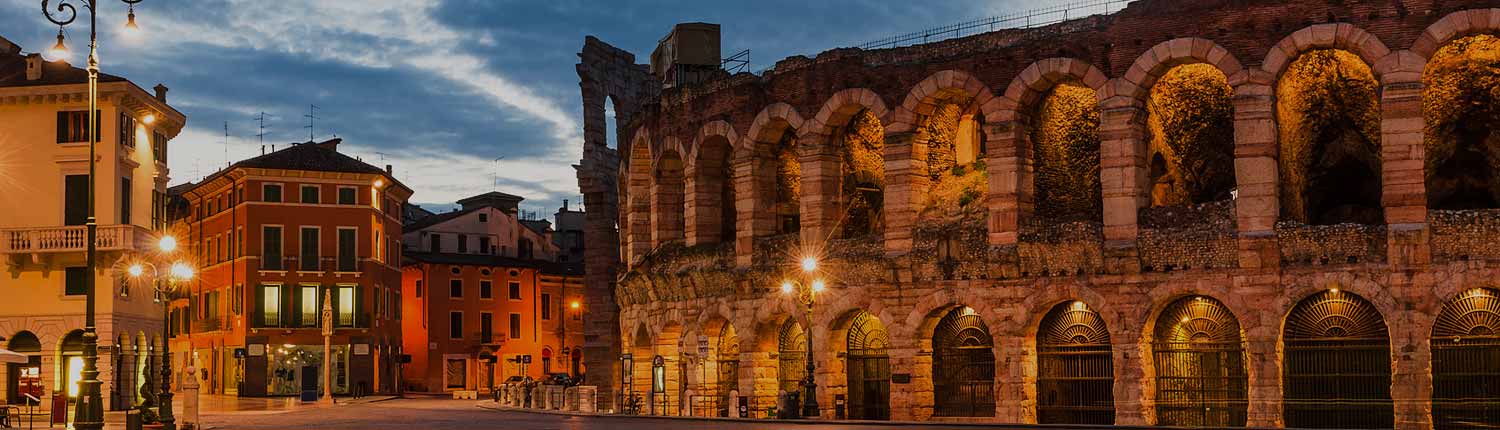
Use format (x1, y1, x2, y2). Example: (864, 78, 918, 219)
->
(540, 373, 577, 386)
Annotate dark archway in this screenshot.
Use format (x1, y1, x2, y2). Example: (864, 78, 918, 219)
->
(5, 331, 43, 406)
(1152, 296, 1248, 427)
(1432, 287, 1500, 429)
(931, 306, 995, 417)
(1425, 35, 1500, 210)
(777, 319, 806, 396)
(834, 109, 885, 238)
(1145, 63, 1236, 206)
(846, 311, 890, 420)
(653, 150, 686, 245)
(1037, 301, 1114, 424)
(1282, 290, 1393, 429)
(1276, 49, 1383, 225)
(716, 322, 740, 417)
(694, 135, 736, 245)
(1031, 82, 1102, 222)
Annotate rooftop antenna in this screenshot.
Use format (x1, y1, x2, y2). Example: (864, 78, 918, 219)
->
(304, 104, 320, 141)
(375, 151, 387, 164)
(492, 156, 506, 191)
(255, 112, 273, 144)
(222, 121, 231, 166)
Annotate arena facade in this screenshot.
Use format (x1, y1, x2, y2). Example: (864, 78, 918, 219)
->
(574, 2, 1500, 428)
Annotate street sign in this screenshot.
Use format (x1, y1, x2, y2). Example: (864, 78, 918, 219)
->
(521, 354, 532, 364)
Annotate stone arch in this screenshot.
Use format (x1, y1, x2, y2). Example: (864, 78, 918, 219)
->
(1147, 294, 1249, 427)
(801, 88, 891, 242)
(1279, 289, 1394, 428)
(1429, 287, 1500, 428)
(1120, 38, 1248, 101)
(625, 129, 655, 264)
(991, 58, 1108, 235)
(1421, 31, 1500, 210)
(1411, 9, 1500, 61)
(829, 308, 893, 420)
(927, 305, 997, 418)
(1272, 46, 1384, 225)
(1011, 283, 1118, 424)
(886, 70, 998, 254)
(1261, 23, 1392, 81)
(651, 145, 686, 247)
(742, 103, 807, 241)
(688, 121, 738, 246)
(1035, 300, 1116, 425)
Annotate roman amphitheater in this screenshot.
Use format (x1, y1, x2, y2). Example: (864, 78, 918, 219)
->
(574, 1, 1500, 428)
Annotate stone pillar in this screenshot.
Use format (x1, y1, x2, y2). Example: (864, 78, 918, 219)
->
(1098, 100, 1147, 274)
(800, 140, 842, 246)
(1377, 54, 1429, 269)
(986, 120, 1032, 246)
(684, 166, 709, 246)
(1113, 335, 1151, 426)
(742, 349, 778, 417)
(1231, 78, 1280, 270)
(627, 193, 652, 264)
(885, 337, 919, 421)
(994, 333, 1030, 423)
(733, 156, 763, 267)
(883, 132, 926, 255)
(1243, 325, 1282, 427)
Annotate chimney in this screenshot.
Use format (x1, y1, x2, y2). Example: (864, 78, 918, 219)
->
(153, 84, 169, 102)
(563, 199, 569, 211)
(315, 138, 342, 151)
(385, 164, 393, 174)
(25, 53, 43, 81)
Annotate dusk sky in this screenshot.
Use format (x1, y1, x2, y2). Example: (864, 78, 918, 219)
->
(2, 0, 1079, 215)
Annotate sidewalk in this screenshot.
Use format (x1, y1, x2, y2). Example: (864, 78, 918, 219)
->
(0, 394, 404, 430)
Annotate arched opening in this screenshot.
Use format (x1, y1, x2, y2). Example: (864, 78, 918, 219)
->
(1145, 63, 1236, 207)
(777, 319, 806, 399)
(652, 323, 684, 416)
(1277, 49, 1383, 225)
(571, 347, 583, 378)
(1425, 35, 1500, 210)
(845, 310, 891, 420)
(136, 333, 151, 406)
(1031, 82, 1102, 222)
(918, 95, 989, 224)
(834, 109, 886, 238)
(625, 136, 654, 263)
(59, 330, 85, 400)
(605, 96, 620, 150)
(1152, 296, 1248, 427)
(627, 324, 653, 413)
(716, 322, 740, 417)
(653, 150, 686, 246)
(1037, 301, 1114, 424)
(693, 136, 736, 245)
(931, 306, 995, 417)
(759, 126, 802, 236)
(6, 331, 43, 406)
(1432, 287, 1500, 428)
(1282, 289, 1393, 428)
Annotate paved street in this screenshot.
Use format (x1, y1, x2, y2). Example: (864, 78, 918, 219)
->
(196, 397, 1037, 430)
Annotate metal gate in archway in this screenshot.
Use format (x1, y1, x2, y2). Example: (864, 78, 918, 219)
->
(846, 311, 890, 421)
(717, 324, 741, 417)
(1283, 290, 1392, 429)
(1432, 288, 1500, 429)
(1152, 296, 1248, 427)
(778, 319, 806, 396)
(1037, 301, 1114, 424)
(932, 307, 994, 417)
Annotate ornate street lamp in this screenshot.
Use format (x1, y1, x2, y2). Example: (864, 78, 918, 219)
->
(780, 256, 824, 418)
(40, 2, 148, 429)
(125, 236, 192, 430)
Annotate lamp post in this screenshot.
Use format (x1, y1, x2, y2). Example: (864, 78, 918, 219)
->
(126, 236, 191, 430)
(780, 256, 824, 419)
(321, 289, 334, 405)
(41, 2, 147, 429)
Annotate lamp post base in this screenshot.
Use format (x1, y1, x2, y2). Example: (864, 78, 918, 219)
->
(801, 383, 819, 419)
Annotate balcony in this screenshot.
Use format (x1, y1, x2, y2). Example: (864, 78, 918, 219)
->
(1, 224, 152, 255)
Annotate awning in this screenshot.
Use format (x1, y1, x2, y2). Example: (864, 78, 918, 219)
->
(0, 348, 27, 364)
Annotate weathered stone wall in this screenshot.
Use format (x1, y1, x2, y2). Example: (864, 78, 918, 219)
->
(579, 3, 1500, 428)
(1429, 209, 1500, 261)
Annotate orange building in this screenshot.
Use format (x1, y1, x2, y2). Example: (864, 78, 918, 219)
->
(170, 138, 412, 397)
(400, 194, 584, 393)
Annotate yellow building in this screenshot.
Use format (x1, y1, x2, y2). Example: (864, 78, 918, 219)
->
(0, 36, 186, 414)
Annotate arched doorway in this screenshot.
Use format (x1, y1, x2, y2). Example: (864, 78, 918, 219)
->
(6, 331, 42, 406)
(1432, 287, 1500, 428)
(1276, 49, 1383, 225)
(1037, 301, 1114, 424)
(1282, 290, 1392, 428)
(932, 306, 994, 417)
(777, 319, 806, 398)
(1152, 296, 1247, 427)
(716, 323, 740, 417)
(846, 311, 890, 420)
(59, 330, 85, 400)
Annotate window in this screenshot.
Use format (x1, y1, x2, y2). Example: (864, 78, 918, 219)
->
(458, 234, 468, 253)
(519, 238, 534, 259)
(541, 294, 551, 320)
(232, 283, 244, 314)
(338, 187, 356, 205)
(260, 285, 282, 327)
(478, 213, 488, 223)
(64, 266, 88, 296)
(479, 237, 491, 254)
(415, 280, 423, 298)
(337, 228, 356, 271)
(55, 110, 98, 143)
(429, 234, 441, 253)
(300, 227, 320, 271)
(374, 287, 383, 319)
(509, 313, 521, 339)
(262, 226, 283, 270)
(300, 185, 320, 204)
(449, 279, 463, 298)
(337, 286, 355, 327)
(120, 178, 132, 224)
(118, 113, 137, 148)
(299, 285, 319, 327)
(263, 184, 283, 202)
(450, 311, 464, 339)
(237, 186, 244, 205)
(480, 312, 494, 344)
(152, 131, 167, 163)
(64, 175, 88, 226)
(508, 282, 521, 300)
(479, 281, 492, 299)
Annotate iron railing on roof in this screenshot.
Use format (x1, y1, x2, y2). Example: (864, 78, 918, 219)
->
(857, 0, 1127, 50)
